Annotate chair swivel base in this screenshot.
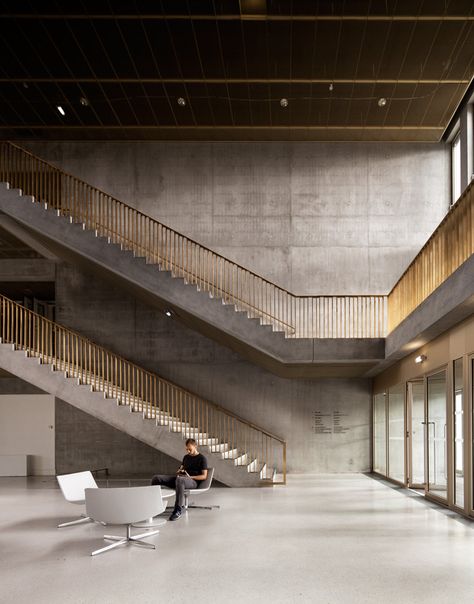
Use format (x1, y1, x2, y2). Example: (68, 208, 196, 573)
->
(91, 524, 160, 556)
(132, 516, 168, 528)
(58, 514, 93, 528)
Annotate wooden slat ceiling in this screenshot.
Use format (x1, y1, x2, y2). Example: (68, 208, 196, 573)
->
(0, 0, 473, 142)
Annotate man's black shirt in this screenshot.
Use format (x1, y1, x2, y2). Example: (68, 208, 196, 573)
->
(182, 453, 208, 481)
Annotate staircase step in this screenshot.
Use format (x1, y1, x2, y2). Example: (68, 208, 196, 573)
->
(221, 448, 241, 460)
(247, 460, 266, 474)
(233, 453, 250, 466)
(209, 443, 232, 453)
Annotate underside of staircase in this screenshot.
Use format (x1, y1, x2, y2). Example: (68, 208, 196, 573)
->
(0, 182, 384, 378)
(0, 340, 277, 488)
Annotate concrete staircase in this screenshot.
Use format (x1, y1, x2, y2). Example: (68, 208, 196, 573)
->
(0, 181, 384, 378)
(0, 339, 277, 487)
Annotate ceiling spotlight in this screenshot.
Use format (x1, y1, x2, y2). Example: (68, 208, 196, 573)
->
(280, 98, 288, 108)
(177, 97, 186, 106)
(56, 105, 66, 116)
(79, 96, 89, 107)
(415, 354, 427, 364)
(378, 97, 387, 107)
(329, 83, 334, 92)
(164, 310, 173, 318)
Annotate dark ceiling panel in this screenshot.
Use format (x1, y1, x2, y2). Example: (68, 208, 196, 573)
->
(266, 20, 292, 78)
(310, 21, 341, 79)
(242, 21, 269, 79)
(165, 20, 205, 79)
(0, 5, 471, 141)
(356, 21, 393, 79)
(445, 21, 474, 80)
(142, 20, 178, 78)
(218, 20, 247, 79)
(192, 20, 226, 79)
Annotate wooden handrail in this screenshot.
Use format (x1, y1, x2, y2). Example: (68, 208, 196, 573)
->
(0, 294, 286, 482)
(5, 143, 385, 299)
(0, 141, 387, 339)
(4, 142, 293, 294)
(387, 179, 474, 332)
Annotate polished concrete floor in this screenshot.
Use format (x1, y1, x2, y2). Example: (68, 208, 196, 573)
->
(1, 473, 473, 604)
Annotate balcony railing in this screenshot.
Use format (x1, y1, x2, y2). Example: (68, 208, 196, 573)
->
(387, 180, 474, 332)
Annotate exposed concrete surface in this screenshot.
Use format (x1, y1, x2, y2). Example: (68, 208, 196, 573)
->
(0, 183, 384, 377)
(23, 141, 450, 295)
(0, 258, 56, 281)
(55, 398, 179, 477)
(367, 254, 474, 376)
(0, 376, 45, 395)
(55, 262, 372, 475)
(2, 474, 474, 604)
(0, 213, 60, 259)
(0, 376, 214, 477)
(0, 343, 262, 487)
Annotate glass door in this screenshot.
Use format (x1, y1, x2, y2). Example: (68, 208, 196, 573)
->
(388, 384, 405, 484)
(427, 370, 448, 501)
(407, 380, 425, 488)
(453, 358, 464, 509)
(373, 392, 387, 476)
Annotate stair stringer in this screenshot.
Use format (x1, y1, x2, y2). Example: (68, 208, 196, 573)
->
(0, 343, 263, 487)
(0, 183, 385, 378)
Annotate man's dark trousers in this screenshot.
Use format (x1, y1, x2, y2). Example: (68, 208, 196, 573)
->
(151, 474, 198, 509)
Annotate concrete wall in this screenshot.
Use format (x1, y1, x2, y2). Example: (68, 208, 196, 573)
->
(0, 375, 178, 476)
(0, 393, 55, 475)
(24, 141, 450, 294)
(55, 398, 179, 477)
(56, 262, 372, 474)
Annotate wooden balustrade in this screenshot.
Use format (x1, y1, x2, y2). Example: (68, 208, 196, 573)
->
(0, 141, 387, 338)
(0, 294, 286, 484)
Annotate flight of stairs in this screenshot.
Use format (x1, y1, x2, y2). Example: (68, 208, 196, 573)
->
(0, 181, 385, 377)
(0, 340, 279, 487)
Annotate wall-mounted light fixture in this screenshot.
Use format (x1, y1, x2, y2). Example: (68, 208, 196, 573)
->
(415, 354, 427, 364)
(56, 105, 66, 116)
(164, 310, 173, 318)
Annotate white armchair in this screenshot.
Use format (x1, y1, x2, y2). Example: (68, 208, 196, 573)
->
(85, 485, 166, 556)
(56, 470, 98, 528)
(184, 467, 220, 511)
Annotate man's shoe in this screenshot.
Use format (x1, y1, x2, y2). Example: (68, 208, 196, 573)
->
(169, 507, 182, 521)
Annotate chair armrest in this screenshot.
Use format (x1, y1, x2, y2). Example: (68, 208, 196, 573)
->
(161, 488, 176, 499)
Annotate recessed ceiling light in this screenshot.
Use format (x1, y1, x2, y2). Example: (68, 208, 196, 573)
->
(280, 98, 288, 107)
(378, 97, 387, 107)
(177, 97, 186, 106)
(79, 96, 89, 107)
(57, 105, 66, 116)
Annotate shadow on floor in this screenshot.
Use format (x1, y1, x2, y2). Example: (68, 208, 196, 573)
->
(365, 472, 474, 528)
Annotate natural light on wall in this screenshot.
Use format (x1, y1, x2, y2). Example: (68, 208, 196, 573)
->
(452, 132, 461, 204)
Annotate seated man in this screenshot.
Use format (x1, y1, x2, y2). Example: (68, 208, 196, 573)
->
(151, 438, 208, 521)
